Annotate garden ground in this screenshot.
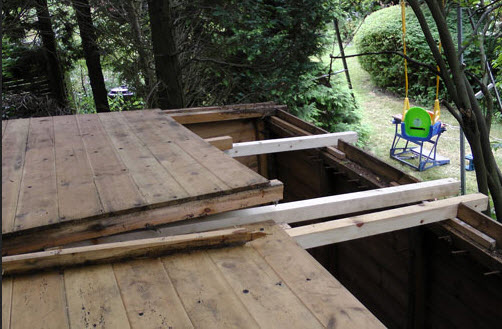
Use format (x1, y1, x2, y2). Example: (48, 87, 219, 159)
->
(319, 45, 502, 211)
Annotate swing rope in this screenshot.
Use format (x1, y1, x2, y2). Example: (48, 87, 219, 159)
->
(401, 0, 410, 118)
(433, 0, 446, 124)
(401, 0, 442, 123)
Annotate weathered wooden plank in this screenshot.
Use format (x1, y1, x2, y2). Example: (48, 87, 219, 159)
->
(165, 102, 282, 124)
(2, 119, 30, 233)
(170, 109, 272, 124)
(99, 112, 189, 203)
(338, 140, 419, 184)
(225, 132, 358, 157)
(457, 203, 502, 246)
(204, 136, 233, 150)
(113, 258, 194, 328)
(249, 222, 385, 328)
(288, 193, 489, 249)
(3, 228, 265, 275)
(76, 114, 146, 213)
(275, 109, 326, 135)
(445, 217, 497, 250)
(112, 178, 459, 239)
(268, 115, 314, 137)
(162, 251, 260, 329)
(2, 180, 283, 255)
(53, 115, 103, 221)
(163, 101, 279, 114)
(130, 110, 268, 189)
(11, 272, 69, 329)
(209, 245, 324, 329)
(14, 117, 58, 231)
(2, 277, 13, 329)
(65, 264, 131, 329)
(122, 110, 229, 196)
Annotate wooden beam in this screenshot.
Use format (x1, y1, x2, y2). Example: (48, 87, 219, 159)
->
(275, 109, 328, 135)
(457, 203, 502, 246)
(444, 218, 497, 250)
(163, 101, 279, 114)
(225, 132, 358, 157)
(267, 116, 385, 187)
(337, 140, 419, 185)
(204, 136, 233, 151)
(2, 180, 283, 255)
(268, 115, 314, 137)
(268, 115, 416, 186)
(170, 110, 272, 125)
(287, 193, 488, 249)
(166, 103, 286, 124)
(2, 228, 266, 275)
(84, 179, 461, 244)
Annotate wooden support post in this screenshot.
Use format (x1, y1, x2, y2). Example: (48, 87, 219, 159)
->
(2, 228, 266, 275)
(225, 132, 358, 157)
(287, 193, 488, 249)
(204, 136, 233, 151)
(254, 119, 269, 178)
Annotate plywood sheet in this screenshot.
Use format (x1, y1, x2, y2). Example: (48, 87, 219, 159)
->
(2, 110, 280, 254)
(2, 222, 383, 329)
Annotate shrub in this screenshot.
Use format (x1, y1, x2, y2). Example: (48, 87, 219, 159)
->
(354, 5, 473, 105)
(287, 72, 361, 134)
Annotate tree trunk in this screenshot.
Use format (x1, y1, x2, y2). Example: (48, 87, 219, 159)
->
(35, 0, 67, 107)
(147, 0, 184, 109)
(408, 0, 502, 221)
(72, 0, 110, 112)
(124, 0, 156, 106)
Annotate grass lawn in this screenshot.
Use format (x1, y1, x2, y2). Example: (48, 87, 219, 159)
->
(317, 45, 502, 205)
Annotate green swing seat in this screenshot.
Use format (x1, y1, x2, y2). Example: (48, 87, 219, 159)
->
(390, 107, 449, 171)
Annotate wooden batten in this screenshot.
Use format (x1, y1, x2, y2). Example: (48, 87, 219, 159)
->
(68, 179, 461, 245)
(225, 132, 358, 157)
(444, 218, 497, 250)
(287, 193, 488, 249)
(2, 228, 266, 275)
(457, 203, 502, 246)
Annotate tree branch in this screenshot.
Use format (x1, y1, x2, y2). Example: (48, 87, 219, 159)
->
(329, 51, 443, 79)
(408, 0, 459, 105)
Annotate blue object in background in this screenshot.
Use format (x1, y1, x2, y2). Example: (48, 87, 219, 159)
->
(465, 154, 474, 171)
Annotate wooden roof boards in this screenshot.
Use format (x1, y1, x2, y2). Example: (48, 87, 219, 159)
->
(2, 109, 283, 255)
(1, 222, 384, 329)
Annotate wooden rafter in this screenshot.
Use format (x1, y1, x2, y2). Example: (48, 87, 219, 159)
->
(225, 132, 358, 157)
(287, 193, 488, 249)
(73, 179, 461, 245)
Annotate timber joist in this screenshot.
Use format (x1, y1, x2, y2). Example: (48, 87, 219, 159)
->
(266, 115, 395, 188)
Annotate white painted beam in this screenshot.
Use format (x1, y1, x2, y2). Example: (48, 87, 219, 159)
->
(224, 132, 358, 157)
(287, 193, 488, 249)
(89, 179, 461, 244)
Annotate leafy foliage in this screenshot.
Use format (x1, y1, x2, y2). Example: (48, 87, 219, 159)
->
(169, 0, 360, 133)
(355, 5, 480, 105)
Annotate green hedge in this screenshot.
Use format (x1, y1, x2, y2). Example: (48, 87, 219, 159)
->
(355, 5, 467, 105)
